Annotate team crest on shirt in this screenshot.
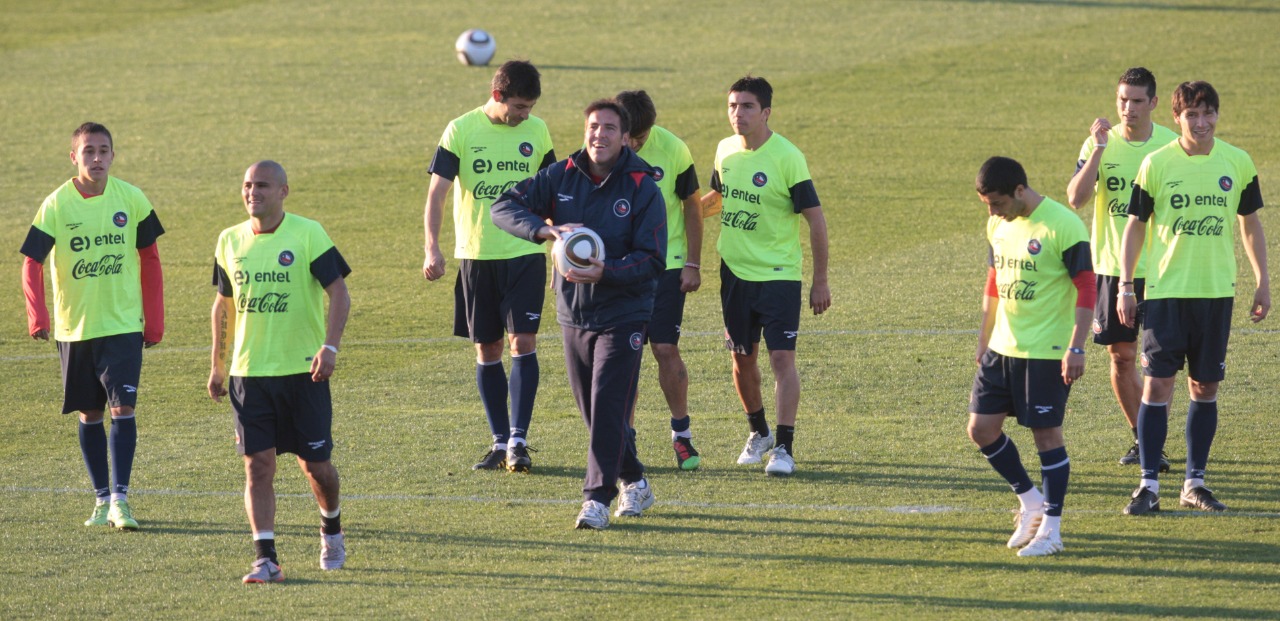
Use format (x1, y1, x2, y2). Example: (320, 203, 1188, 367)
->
(652, 166, 665, 182)
(613, 199, 631, 217)
(1219, 176, 1233, 192)
(752, 172, 767, 187)
(278, 250, 295, 266)
(112, 212, 128, 228)
(519, 142, 534, 157)
(629, 333, 643, 350)
(1140, 353, 1150, 368)
(1092, 319, 1102, 334)
(1027, 239, 1042, 255)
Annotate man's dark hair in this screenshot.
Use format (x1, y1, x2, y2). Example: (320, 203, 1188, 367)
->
(615, 90, 656, 137)
(584, 99, 631, 135)
(492, 60, 541, 101)
(976, 156, 1028, 197)
(72, 122, 113, 150)
(1171, 80, 1219, 116)
(1118, 67, 1157, 99)
(729, 75, 772, 109)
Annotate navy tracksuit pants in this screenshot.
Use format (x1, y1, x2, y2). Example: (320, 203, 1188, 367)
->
(561, 323, 647, 504)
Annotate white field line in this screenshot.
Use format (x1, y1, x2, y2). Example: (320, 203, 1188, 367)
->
(8, 485, 1280, 517)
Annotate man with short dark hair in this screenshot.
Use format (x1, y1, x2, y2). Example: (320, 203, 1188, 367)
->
(492, 99, 666, 530)
(1117, 80, 1269, 516)
(423, 60, 556, 473)
(1066, 67, 1179, 469)
(701, 76, 831, 476)
(615, 89, 703, 470)
(209, 160, 352, 582)
(21, 122, 165, 531)
(970, 156, 1093, 557)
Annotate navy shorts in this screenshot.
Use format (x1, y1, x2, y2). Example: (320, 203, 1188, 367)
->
(1141, 297, 1232, 382)
(453, 254, 546, 344)
(646, 268, 687, 345)
(720, 262, 801, 356)
(230, 374, 334, 462)
(969, 350, 1070, 429)
(56, 332, 143, 414)
(1093, 275, 1144, 346)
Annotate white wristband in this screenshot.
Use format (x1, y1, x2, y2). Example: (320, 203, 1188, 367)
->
(1095, 142, 1108, 148)
(322, 344, 339, 354)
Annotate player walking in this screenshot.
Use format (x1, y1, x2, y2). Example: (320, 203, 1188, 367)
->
(969, 156, 1093, 557)
(21, 122, 165, 530)
(1117, 81, 1269, 515)
(1066, 67, 1178, 469)
(701, 76, 831, 476)
(615, 90, 704, 470)
(422, 60, 556, 473)
(209, 161, 352, 582)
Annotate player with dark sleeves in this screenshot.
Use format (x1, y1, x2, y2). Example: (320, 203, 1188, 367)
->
(701, 76, 831, 476)
(1117, 81, 1269, 516)
(491, 99, 666, 530)
(970, 156, 1093, 557)
(615, 90, 704, 470)
(1066, 67, 1178, 469)
(422, 60, 556, 473)
(20, 122, 165, 531)
(209, 161, 352, 583)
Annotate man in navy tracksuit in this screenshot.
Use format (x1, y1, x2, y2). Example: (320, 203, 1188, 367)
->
(491, 99, 666, 529)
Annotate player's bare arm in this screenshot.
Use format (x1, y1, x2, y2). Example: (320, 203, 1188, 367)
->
(680, 193, 703, 293)
(1116, 215, 1146, 327)
(803, 206, 831, 315)
(1239, 211, 1271, 322)
(422, 173, 451, 281)
(1066, 118, 1110, 209)
(208, 294, 235, 402)
(699, 190, 722, 218)
(311, 277, 350, 382)
(1062, 307, 1090, 384)
(976, 286, 998, 364)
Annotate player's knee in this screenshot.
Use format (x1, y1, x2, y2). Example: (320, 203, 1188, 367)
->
(1108, 348, 1137, 370)
(1188, 379, 1219, 401)
(476, 340, 504, 362)
(768, 349, 797, 372)
(509, 333, 536, 356)
(79, 410, 105, 424)
(966, 418, 997, 446)
(110, 405, 135, 419)
(651, 343, 681, 365)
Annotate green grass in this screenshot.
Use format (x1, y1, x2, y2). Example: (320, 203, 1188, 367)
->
(3, 0, 1280, 618)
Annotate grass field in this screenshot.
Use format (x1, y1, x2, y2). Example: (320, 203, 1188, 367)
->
(3, 0, 1280, 618)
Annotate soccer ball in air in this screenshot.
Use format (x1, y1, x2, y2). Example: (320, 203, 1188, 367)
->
(552, 227, 605, 276)
(455, 29, 496, 66)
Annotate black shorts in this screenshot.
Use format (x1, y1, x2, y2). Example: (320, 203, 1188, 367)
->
(1140, 297, 1232, 382)
(453, 254, 546, 344)
(969, 350, 1070, 429)
(646, 268, 686, 345)
(1093, 275, 1144, 346)
(720, 262, 801, 356)
(56, 332, 143, 414)
(230, 374, 334, 462)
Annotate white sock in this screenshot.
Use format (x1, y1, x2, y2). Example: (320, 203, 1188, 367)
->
(672, 430, 692, 440)
(1184, 478, 1205, 491)
(493, 443, 508, 451)
(253, 531, 275, 541)
(1141, 479, 1160, 495)
(320, 506, 341, 519)
(110, 493, 127, 503)
(508, 437, 526, 447)
(1016, 488, 1044, 512)
(1039, 515, 1061, 535)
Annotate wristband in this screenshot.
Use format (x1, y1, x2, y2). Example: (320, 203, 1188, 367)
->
(1118, 291, 1137, 298)
(1068, 347, 1085, 355)
(322, 344, 339, 354)
(1095, 142, 1108, 148)
(1120, 280, 1134, 286)
(683, 262, 701, 270)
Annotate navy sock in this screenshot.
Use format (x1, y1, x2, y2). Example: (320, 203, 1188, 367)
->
(775, 425, 795, 455)
(509, 352, 539, 441)
(254, 538, 278, 563)
(671, 415, 690, 433)
(1137, 402, 1169, 480)
(477, 362, 509, 444)
(979, 434, 1034, 495)
(79, 420, 110, 500)
(321, 511, 342, 536)
(745, 408, 769, 436)
(109, 416, 137, 496)
(1186, 399, 1218, 481)
(1038, 446, 1070, 517)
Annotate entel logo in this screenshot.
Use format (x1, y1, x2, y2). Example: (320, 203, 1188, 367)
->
(112, 212, 128, 228)
(278, 250, 295, 266)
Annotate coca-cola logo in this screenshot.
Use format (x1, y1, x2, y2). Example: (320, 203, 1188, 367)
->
(237, 292, 290, 313)
(752, 172, 767, 187)
(997, 279, 1037, 300)
(278, 250, 294, 267)
(721, 210, 759, 231)
(113, 212, 128, 228)
(1171, 215, 1225, 237)
(472, 179, 519, 201)
(72, 254, 124, 279)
